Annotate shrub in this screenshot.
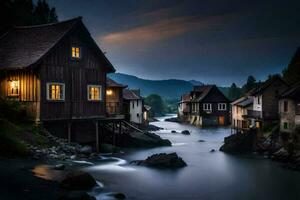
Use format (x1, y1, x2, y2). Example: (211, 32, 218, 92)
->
(0, 97, 27, 123)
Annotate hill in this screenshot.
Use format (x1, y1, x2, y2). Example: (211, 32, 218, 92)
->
(108, 73, 204, 99)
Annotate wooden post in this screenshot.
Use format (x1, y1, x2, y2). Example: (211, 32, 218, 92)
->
(95, 121, 99, 153)
(68, 122, 72, 143)
(119, 121, 122, 135)
(112, 122, 116, 147)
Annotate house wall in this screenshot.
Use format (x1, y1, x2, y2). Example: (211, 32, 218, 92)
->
(129, 99, 143, 124)
(0, 69, 41, 121)
(39, 25, 107, 121)
(279, 98, 298, 133)
(253, 95, 262, 112)
(106, 87, 123, 115)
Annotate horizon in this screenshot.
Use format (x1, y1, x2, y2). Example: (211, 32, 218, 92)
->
(48, 0, 300, 86)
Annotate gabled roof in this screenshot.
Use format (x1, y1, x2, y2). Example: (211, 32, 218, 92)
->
(123, 89, 142, 100)
(180, 93, 191, 103)
(107, 78, 127, 88)
(191, 85, 214, 101)
(0, 17, 115, 72)
(249, 75, 286, 96)
(280, 82, 300, 100)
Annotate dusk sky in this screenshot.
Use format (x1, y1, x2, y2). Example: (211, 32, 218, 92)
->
(49, 0, 300, 86)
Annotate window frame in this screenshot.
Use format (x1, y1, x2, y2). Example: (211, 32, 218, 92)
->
(87, 85, 102, 101)
(203, 103, 212, 111)
(71, 46, 81, 59)
(46, 82, 65, 101)
(7, 79, 20, 97)
(283, 100, 288, 113)
(218, 103, 227, 111)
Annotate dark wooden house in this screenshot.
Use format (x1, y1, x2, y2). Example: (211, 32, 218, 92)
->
(106, 78, 127, 116)
(189, 85, 230, 126)
(245, 75, 288, 129)
(0, 17, 116, 146)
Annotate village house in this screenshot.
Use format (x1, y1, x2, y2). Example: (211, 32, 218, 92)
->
(245, 75, 288, 130)
(279, 82, 300, 135)
(178, 93, 191, 121)
(106, 78, 127, 116)
(231, 96, 253, 133)
(188, 85, 230, 126)
(123, 89, 144, 124)
(0, 17, 118, 149)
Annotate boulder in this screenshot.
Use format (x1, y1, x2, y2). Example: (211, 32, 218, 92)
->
(78, 146, 92, 155)
(220, 129, 257, 153)
(210, 149, 216, 152)
(198, 140, 206, 142)
(171, 130, 177, 133)
(60, 171, 96, 190)
(131, 152, 187, 168)
(118, 131, 171, 148)
(54, 164, 66, 170)
(164, 117, 179, 122)
(181, 130, 190, 135)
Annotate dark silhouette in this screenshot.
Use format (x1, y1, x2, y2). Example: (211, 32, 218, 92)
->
(0, 0, 58, 35)
(283, 47, 300, 85)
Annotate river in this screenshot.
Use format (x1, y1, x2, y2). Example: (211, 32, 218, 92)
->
(84, 114, 300, 200)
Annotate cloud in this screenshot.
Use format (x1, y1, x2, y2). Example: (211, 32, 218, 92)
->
(100, 13, 236, 47)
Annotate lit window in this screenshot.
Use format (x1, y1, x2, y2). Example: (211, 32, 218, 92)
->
(203, 103, 212, 111)
(46, 83, 65, 101)
(71, 46, 80, 58)
(88, 85, 101, 101)
(218, 103, 227, 111)
(7, 79, 19, 96)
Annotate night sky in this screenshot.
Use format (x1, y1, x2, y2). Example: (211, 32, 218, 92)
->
(49, 0, 300, 86)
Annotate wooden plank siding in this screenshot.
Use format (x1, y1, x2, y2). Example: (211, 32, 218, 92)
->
(39, 25, 107, 121)
(0, 69, 40, 120)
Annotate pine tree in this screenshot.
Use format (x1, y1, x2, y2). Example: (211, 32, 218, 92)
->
(242, 75, 256, 92)
(228, 83, 241, 100)
(283, 47, 300, 85)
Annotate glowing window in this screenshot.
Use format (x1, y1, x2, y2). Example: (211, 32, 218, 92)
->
(46, 83, 65, 101)
(106, 89, 113, 96)
(88, 85, 102, 101)
(7, 79, 19, 96)
(71, 47, 80, 58)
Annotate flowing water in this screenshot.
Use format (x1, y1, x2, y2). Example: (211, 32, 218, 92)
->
(84, 114, 300, 200)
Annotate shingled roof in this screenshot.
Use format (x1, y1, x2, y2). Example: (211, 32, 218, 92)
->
(191, 85, 214, 101)
(249, 75, 286, 96)
(280, 82, 300, 100)
(107, 78, 127, 88)
(123, 89, 142, 100)
(0, 17, 115, 72)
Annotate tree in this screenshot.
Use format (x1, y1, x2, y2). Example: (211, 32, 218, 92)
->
(228, 83, 241, 100)
(0, 0, 58, 35)
(145, 94, 165, 115)
(242, 75, 256, 93)
(283, 47, 300, 85)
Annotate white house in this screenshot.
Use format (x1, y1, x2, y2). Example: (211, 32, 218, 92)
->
(231, 96, 254, 132)
(123, 89, 144, 124)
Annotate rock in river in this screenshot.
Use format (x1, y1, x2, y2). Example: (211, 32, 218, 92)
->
(54, 164, 65, 170)
(181, 130, 190, 135)
(131, 152, 187, 168)
(60, 171, 96, 190)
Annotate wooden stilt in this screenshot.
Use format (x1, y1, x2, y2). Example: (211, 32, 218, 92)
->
(95, 121, 99, 153)
(119, 121, 122, 135)
(68, 122, 72, 143)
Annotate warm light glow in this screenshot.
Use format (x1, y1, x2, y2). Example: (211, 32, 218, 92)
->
(72, 47, 80, 58)
(88, 85, 101, 100)
(106, 89, 113, 96)
(8, 79, 19, 96)
(47, 83, 64, 100)
(50, 85, 61, 100)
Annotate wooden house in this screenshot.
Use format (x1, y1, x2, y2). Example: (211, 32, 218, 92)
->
(279, 82, 300, 134)
(178, 93, 191, 121)
(106, 78, 127, 116)
(189, 85, 230, 126)
(0, 17, 116, 146)
(123, 89, 144, 124)
(245, 75, 288, 129)
(231, 96, 253, 132)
